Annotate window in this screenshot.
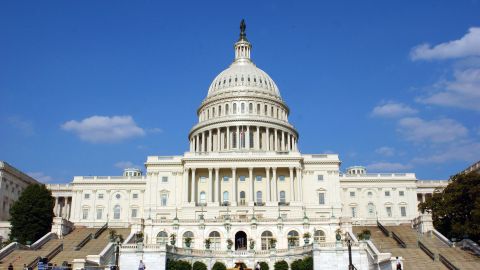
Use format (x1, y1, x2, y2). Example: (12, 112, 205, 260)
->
(133, 193, 138, 199)
(200, 176, 206, 183)
(261, 231, 273, 250)
(115, 193, 121, 199)
(113, 205, 121, 219)
(84, 194, 90, 199)
(287, 230, 300, 247)
(219, 106, 222, 116)
(131, 209, 138, 218)
(257, 104, 260, 114)
(279, 175, 285, 182)
(98, 193, 104, 199)
(279, 191, 286, 204)
(241, 103, 245, 113)
(161, 194, 168, 206)
(249, 103, 253, 113)
(233, 103, 237, 114)
(239, 176, 246, 182)
(367, 203, 375, 218)
(226, 104, 229, 115)
(314, 230, 326, 243)
(232, 131, 237, 148)
(399, 191, 405, 196)
(386, 207, 392, 217)
(209, 231, 221, 250)
(199, 192, 206, 205)
(223, 176, 229, 182)
(183, 231, 194, 248)
(239, 191, 246, 205)
(249, 131, 254, 148)
(351, 207, 357, 218)
(96, 208, 103, 219)
(318, 193, 325, 205)
(256, 191, 263, 204)
(223, 191, 229, 204)
(162, 176, 168, 183)
(367, 191, 373, 197)
(82, 209, 89, 220)
(385, 191, 390, 197)
(256, 176, 262, 181)
(156, 231, 168, 244)
(317, 175, 324, 181)
(400, 206, 407, 217)
(349, 191, 355, 197)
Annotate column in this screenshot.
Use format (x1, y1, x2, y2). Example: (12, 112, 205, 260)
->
(282, 132, 285, 151)
(266, 167, 271, 203)
(202, 132, 206, 152)
(208, 168, 213, 203)
(296, 168, 303, 202)
(236, 126, 240, 149)
(274, 129, 278, 151)
(183, 168, 189, 203)
(215, 168, 220, 203)
(208, 129, 212, 152)
(191, 169, 196, 204)
(227, 126, 230, 150)
(232, 168, 237, 205)
(248, 167, 254, 206)
(92, 191, 96, 223)
(67, 198, 72, 220)
(272, 168, 277, 202)
(246, 126, 250, 149)
(54, 197, 59, 217)
(217, 128, 221, 151)
(289, 167, 295, 202)
(256, 126, 260, 150)
(287, 134, 291, 152)
(266, 128, 270, 151)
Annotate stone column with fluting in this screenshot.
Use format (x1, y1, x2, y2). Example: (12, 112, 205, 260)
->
(183, 168, 189, 204)
(191, 169, 196, 205)
(289, 167, 295, 202)
(208, 168, 213, 204)
(232, 168, 237, 206)
(248, 167, 254, 206)
(266, 167, 271, 203)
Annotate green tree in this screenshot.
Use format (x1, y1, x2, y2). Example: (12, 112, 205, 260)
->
(290, 259, 304, 270)
(175, 260, 192, 270)
(302, 256, 313, 270)
(419, 172, 480, 242)
(193, 261, 207, 270)
(259, 262, 269, 270)
(212, 262, 226, 270)
(274, 260, 288, 270)
(9, 184, 54, 244)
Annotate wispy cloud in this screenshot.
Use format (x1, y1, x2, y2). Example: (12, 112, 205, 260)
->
(7, 116, 34, 136)
(27, 172, 53, 183)
(114, 161, 142, 170)
(61, 115, 145, 143)
(412, 141, 480, 164)
(375, 146, 395, 157)
(397, 117, 468, 143)
(371, 102, 417, 118)
(366, 162, 412, 172)
(410, 27, 480, 60)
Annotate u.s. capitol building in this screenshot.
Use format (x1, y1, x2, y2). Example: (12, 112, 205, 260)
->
(47, 21, 447, 270)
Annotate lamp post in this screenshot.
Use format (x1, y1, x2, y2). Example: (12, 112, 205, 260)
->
(345, 232, 354, 270)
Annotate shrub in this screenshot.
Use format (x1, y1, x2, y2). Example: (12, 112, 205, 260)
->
(290, 259, 303, 270)
(259, 262, 269, 270)
(175, 260, 192, 270)
(166, 259, 176, 270)
(274, 260, 288, 270)
(303, 256, 313, 270)
(212, 261, 227, 270)
(193, 261, 207, 270)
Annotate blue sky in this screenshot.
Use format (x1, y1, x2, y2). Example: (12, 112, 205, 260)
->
(1, 1, 479, 183)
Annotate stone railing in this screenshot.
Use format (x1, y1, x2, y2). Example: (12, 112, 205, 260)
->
(364, 240, 392, 263)
(152, 217, 331, 224)
(31, 232, 58, 250)
(418, 241, 435, 260)
(431, 229, 453, 247)
(74, 176, 146, 181)
(341, 173, 415, 179)
(439, 254, 459, 270)
(0, 242, 29, 261)
(458, 239, 480, 256)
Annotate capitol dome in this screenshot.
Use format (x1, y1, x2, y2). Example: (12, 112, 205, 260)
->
(188, 20, 298, 154)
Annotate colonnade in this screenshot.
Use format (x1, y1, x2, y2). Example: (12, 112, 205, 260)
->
(54, 196, 72, 219)
(182, 167, 303, 206)
(190, 126, 297, 153)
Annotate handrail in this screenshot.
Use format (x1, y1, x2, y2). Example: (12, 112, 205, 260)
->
(75, 233, 93, 250)
(431, 229, 453, 247)
(376, 221, 389, 237)
(31, 232, 58, 250)
(27, 243, 63, 268)
(439, 254, 459, 270)
(94, 223, 108, 239)
(418, 241, 435, 260)
(391, 232, 407, 248)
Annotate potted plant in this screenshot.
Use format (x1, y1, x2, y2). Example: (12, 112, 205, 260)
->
(269, 238, 277, 249)
(184, 237, 192, 248)
(204, 238, 211, 249)
(357, 229, 371, 240)
(135, 232, 144, 243)
(303, 232, 311, 244)
(249, 239, 255, 250)
(170, 233, 176, 246)
(226, 239, 233, 250)
(335, 228, 342, 241)
(108, 229, 117, 242)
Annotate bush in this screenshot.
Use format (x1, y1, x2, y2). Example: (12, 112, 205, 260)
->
(303, 256, 313, 270)
(274, 260, 288, 270)
(193, 261, 207, 270)
(290, 259, 303, 270)
(259, 262, 269, 270)
(175, 260, 192, 270)
(166, 259, 176, 270)
(212, 261, 227, 270)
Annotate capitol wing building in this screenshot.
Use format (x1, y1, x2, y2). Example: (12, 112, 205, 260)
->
(46, 22, 448, 270)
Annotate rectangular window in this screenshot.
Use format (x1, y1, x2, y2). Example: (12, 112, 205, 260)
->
(239, 176, 246, 182)
(386, 207, 392, 217)
(279, 175, 285, 182)
(349, 191, 355, 197)
(82, 209, 89, 220)
(400, 206, 407, 217)
(385, 191, 390, 197)
(98, 193, 104, 199)
(84, 194, 90, 199)
(317, 175, 324, 181)
(351, 207, 357, 218)
(162, 176, 168, 182)
(318, 193, 325, 205)
(256, 176, 262, 182)
(133, 193, 138, 199)
(161, 194, 168, 206)
(399, 191, 405, 196)
(200, 176, 206, 183)
(96, 209, 103, 219)
(223, 176, 229, 182)
(131, 209, 138, 218)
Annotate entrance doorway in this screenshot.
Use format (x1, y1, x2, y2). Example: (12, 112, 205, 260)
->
(235, 231, 247, 250)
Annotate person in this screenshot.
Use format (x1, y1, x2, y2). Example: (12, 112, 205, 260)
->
(23, 264, 28, 270)
(138, 260, 146, 270)
(396, 257, 402, 270)
(255, 262, 260, 270)
(239, 264, 244, 270)
(8, 263, 13, 270)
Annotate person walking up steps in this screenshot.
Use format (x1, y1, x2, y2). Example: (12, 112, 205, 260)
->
(138, 260, 146, 270)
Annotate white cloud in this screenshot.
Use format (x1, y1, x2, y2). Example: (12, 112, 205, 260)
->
(416, 67, 480, 111)
(7, 116, 34, 136)
(371, 102, 417, 118)
(375, 146, 395, 157)
(27, 172, 53, 183)
(61, 115, 145, 143)
(411, 27, 480, 60)
(397, 117, 468, 143)
(114, 161, 142, 170)
(147, 127, 163, 134)
(412, 141, 480, 164)
(366, 162, 412, 172)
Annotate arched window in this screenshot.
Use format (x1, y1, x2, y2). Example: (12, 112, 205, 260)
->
(223, 191, 229, 205)
(249, 103, 253, 113)
(314, 230, 326, 243)
(256, 191, 263, 205)
(226, 104, 229, 115)
(257, 104, 260, 114)
(368, 203, 376, 218)
(264, 105, 268, 115)
(209, 231, 221, 250)
(200, 192, 206, 205)
(288, 230, 300, 247)
(183, 231, 194, 248)
(261, 231, 273, 250)
(239, 191, 246, 206)
(113, 205, 121, 220)
(212, 107, 215, 117)
(279, 191, 286, 204)
(156, 231, 168, 244)
(219, 106, 222, 116)
(233, 103, 237, 114)
(241, 103, 245, 113)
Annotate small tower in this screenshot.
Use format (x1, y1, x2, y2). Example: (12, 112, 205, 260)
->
(346, 166, 366, 175)
(123, 168, 142, 177)
(234, 19, 252, 62)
